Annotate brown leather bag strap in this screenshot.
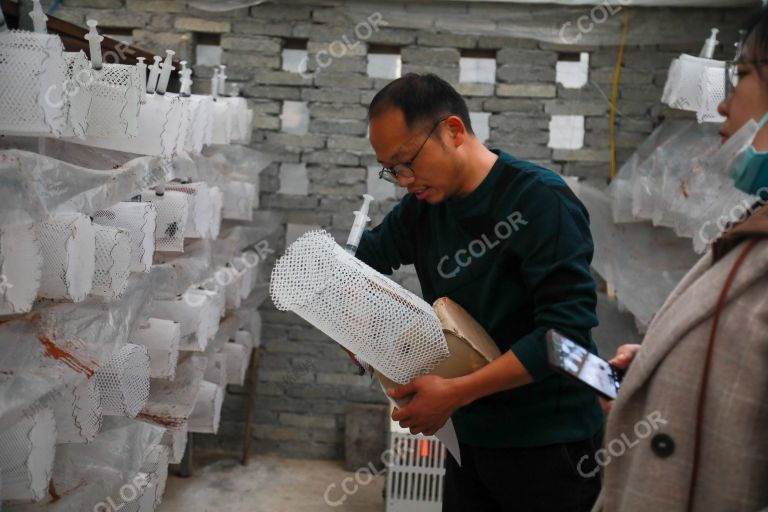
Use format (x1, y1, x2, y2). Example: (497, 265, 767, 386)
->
(687, 239, 759, 511)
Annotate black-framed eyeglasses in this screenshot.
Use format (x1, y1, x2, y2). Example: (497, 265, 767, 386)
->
(725, 59, 768, 98)
(378, 117, 448, 184)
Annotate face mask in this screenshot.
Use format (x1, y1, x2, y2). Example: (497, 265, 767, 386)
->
(730, 112, 768, 196)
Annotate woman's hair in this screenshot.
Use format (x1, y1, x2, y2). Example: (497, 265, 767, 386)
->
(742, 6, 768, 82)
(368, 73, 474, 135)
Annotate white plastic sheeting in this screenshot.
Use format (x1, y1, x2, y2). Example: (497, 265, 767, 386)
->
(576, 181, 700, 329)
(610, 120, 761, 253)
(130, 318, 181, 380)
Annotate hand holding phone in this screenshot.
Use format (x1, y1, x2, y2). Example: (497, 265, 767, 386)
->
(546, 330, 624, 401)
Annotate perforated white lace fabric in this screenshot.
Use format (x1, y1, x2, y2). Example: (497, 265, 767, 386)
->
(95, 343, 150, 418)
(92, 224, 131, 299)
(0, 31, 67, 137)
(140, 191, 189, 253)
(35, 213, 95, 302)
(270, 230, 448, 385)
(53, 377, 102, 444)
(93, 201, 157, 273)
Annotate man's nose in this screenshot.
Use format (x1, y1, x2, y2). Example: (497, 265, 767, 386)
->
(396, 174, 415, 187)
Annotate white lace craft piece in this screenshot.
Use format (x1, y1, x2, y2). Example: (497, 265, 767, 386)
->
(183, 95, 215, 153)
(270, 230, 449, 385)
(92, 201, 157, 273)
(91, 224, 132, 299)
(52, 376, 102, 444)
(662, 54, 725, 115)
(69, 94, 185, 157)
(0, 222, 42, 315)
(35, 213, 96, 302)
(0, 31, 67, 137)
(140, 191, 189, 253)
(130, 317, 181, 380)
(210, 100, 233, 144)
(696, 65, 727, 124)
(61, 51, 92, 138)
(0, 407, 56, 501)
(161, 183, 212, 239)
(223, 342, 249, 385)
(85, 63, 142, 138)
(153, 293, 213, 352)
(95, 343, 150, 418)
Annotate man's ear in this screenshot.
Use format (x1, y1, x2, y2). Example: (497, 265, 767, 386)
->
(445, 115, 466, 148)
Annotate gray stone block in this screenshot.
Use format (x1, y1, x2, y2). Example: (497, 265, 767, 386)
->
(313, 73, 374, 90)
(310, 104, 368, 121)
(544, 99, 609, 116)
(418, 32, 477, 49)
(496, 65, 555, 83)
(309, 119, 368, 137)
(221, 35, 282, 53)
(496, 83, 556, 98)
(401, 46, 461, 65)
(84, 9, 151, 28)
(497, 48, 557, 66)
(174, 17, 230, 33)
(483, 98, 544, 114)
(232, 19, 293, 36)
(327, 135, 373, 153)
(222, 52, 281, 69)
(456, 83, 495, 97)
(302, 87, 362, 104)
(242, 85, 302, 100)
(344, 404, 389, 471)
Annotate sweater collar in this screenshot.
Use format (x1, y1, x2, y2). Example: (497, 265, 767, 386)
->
(445, 150, 504, 218)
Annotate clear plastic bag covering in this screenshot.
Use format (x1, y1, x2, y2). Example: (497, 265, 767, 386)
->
(0, 31, 67, 137)
(52, 376, 102, 444)
(92, 202, 157, 273)
(661, 55, 724, 114)
(575, 182, 699, 328)
(0, 149, 167, 227)
(139, 190, 190, 253)
(152, 239, 213, 298)
(35, 213, 95, 302)
(138, 353, 207, 430)
(610, 120, 759, 252)
(271, 230, 449, 385)
(0, 407, 56, 502)
(13, 417, 166, 511)
(0, 270, 160, 433)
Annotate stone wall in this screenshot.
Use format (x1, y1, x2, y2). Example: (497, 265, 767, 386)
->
(52, 0, 749, 459)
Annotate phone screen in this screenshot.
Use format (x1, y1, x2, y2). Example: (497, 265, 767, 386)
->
(546, 330, 621, 400)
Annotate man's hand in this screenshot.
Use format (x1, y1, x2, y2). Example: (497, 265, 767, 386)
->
(600, 344, 641, 413)
(388, 375, 463, 437)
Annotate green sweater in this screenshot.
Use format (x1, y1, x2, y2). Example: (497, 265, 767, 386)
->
(356, 150, 604, 448)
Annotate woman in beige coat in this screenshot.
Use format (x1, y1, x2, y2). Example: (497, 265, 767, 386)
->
(593, 9, 768, 512)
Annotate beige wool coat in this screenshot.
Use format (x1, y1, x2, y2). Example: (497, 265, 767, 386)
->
(593, 205, 768, 512)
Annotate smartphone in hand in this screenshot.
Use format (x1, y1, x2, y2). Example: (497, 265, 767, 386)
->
(546, 330, 624, 401)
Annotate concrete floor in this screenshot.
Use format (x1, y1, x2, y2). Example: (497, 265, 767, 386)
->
(159, 454, 385, 512)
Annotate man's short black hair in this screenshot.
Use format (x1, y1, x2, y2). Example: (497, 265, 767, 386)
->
(368, 73, 474, 135)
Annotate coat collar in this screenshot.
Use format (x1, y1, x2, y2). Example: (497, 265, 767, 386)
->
(712, 204, 768, 262)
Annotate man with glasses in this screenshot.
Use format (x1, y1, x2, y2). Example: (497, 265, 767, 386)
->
(353, 73, 603, 511)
